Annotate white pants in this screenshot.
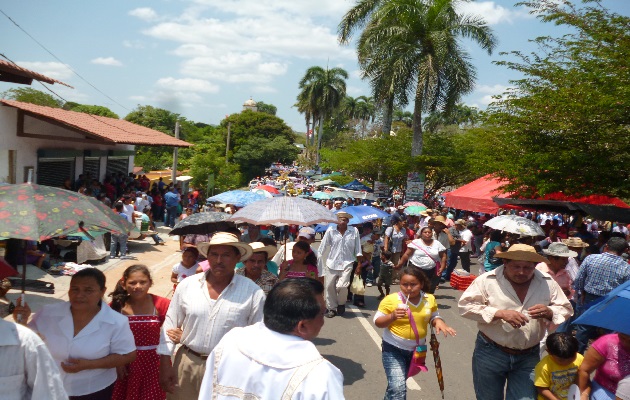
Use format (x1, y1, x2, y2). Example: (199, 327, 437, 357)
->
(324, 265, 354, 310)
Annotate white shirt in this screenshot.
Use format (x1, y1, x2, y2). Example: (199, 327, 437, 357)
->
(0, 319, 68, 400)
(172, 262, 199, 282)
(121, 203, 135, 223)
(408, 239, 446, 270)
(271, 242, 317, 267)
(199, 322, 344, 400)
(29, 302, 136, 396)
(157, 272, 265, 356)
(318, 226, 362, 271)
(459, 228, 473, 253)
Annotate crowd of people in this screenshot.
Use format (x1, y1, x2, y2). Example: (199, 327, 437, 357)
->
(3, 165, 630, 400)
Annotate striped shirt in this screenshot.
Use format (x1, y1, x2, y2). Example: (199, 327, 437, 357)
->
(157, 271, 265, 356)
(573, 252, 630, 297)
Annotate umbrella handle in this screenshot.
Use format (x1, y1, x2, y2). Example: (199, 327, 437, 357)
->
(16, 293, 25, 323)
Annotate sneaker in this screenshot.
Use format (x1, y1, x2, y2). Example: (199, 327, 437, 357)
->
(337, 305, 346, 315)
(366, 283, 373, 287)
(325, 310, 337, 318)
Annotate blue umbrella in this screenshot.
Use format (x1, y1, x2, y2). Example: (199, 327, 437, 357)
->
(207, 190, 265, 207)
(333, 205, 389, 226)
(315, 223, 332, 233)
(311, 191, 332, 200)
(573, 280, 630, 335)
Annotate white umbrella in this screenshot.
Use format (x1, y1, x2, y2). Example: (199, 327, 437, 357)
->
(483, 215, 545, 237)
(229, 197, 338, 226)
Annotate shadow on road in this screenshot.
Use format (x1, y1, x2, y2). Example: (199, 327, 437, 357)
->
(313, 337, 336, 346)
(322, 354, 366, 385)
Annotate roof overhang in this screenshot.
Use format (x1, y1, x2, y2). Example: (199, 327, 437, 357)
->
(0, 60, 73, 88)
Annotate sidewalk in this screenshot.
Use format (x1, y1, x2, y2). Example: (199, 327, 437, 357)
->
(5, 226, 180, 316)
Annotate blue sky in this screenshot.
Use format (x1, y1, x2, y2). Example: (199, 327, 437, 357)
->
(1, 0, 628, 132)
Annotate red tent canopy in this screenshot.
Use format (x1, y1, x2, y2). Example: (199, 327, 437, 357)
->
(541, 193, 630, 208)
(443, 175, 511, 214)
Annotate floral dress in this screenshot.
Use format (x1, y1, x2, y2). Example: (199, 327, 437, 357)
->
(112, 295, 170, 400)
(283, 260, 318, 280)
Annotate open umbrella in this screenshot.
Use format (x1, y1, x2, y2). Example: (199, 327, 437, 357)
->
(404, 205, 428, 216)
(169, 212, 235, 236)
(429, 326, 445, 399)
(251, 188, 274, 198)
(573, 280, 630, 335)
(207, 190, 265, 207)
(229, 197, 338, 226)
(312, 191, 332, 200)
(329, 191, 353, 200)
(255, 185, 280, 194)
(483, 215, 545, 237)
(403, 201, 427, 208)
(333, 206, 389, 226)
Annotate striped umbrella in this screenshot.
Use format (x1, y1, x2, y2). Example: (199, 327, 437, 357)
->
(228, 196, 338, 226)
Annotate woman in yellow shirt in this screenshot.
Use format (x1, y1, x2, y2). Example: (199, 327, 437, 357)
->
(374, 266, 456, 399)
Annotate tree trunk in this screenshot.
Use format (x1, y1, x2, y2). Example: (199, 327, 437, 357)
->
(411, 83, 424, 157)
(311, 116, 316, 146)
(381, 95, 394, 137)
(316, 113, 325, 166)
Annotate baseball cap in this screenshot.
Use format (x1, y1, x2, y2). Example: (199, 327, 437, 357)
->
(298, 227, 316, 240)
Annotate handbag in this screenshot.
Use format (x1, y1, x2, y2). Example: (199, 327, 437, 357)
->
(350, 276, 365, 295)
(415, 243, 441, 274)
(398, 292, 428, 377)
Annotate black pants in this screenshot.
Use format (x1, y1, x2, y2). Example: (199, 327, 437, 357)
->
(69, 382, 114, 400)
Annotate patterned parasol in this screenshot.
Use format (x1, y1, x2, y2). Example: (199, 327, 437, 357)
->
(430, 326, 445, 399)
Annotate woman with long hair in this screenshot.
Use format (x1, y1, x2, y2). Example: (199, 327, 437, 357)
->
(109, 265, 170, 400)
(279, 240, 321, 283)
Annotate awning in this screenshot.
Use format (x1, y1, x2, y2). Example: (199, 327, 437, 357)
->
(443, 175, 511, 214)
(0, 59, 73, 87)
(341, 179, 373, 192)
(493, 198, 630, 223)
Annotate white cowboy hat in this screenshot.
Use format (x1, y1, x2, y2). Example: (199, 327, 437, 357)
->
(248, 242, 278, 260)
(543, 242, 578, 258)
(197, 232, 253, 261)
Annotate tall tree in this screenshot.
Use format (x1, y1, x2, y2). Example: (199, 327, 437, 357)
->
(1, 87, 63, 108)
(339, 0, 496, 157)
(256, 101, 277, 116)
(297, 66, 348, 165)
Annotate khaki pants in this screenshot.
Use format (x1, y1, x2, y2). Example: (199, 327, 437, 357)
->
(167, 346, 207, 400)
(324, 265, 353, 310)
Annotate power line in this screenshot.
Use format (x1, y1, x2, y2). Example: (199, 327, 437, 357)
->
(0, 8, 131, 113)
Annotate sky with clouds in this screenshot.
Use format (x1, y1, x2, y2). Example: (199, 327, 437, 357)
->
(1, 0, 628, 132)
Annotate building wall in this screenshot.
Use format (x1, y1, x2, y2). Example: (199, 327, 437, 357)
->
(0, 106, 134, 184)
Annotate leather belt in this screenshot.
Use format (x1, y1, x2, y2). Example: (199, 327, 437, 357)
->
(182, 345, 209, 360)
(479, 332, 539, 356)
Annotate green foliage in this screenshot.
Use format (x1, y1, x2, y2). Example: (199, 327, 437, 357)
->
(189, 144, 242, 193)
(256, 101, 277, 116)
(484, 0, 630, 197)
(1, 87, 63, 108)
(66, 104, 119, 118)
(233, 136, 300, 179)
(327, 175, 355, 186)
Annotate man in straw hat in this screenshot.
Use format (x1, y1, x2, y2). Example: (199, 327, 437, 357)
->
(236, 242, 279, 295)
(573, 236, 630, 354)
(317, 212, 362, 318)
(459, 244, 573, 400)
(158, 232, 265, 399)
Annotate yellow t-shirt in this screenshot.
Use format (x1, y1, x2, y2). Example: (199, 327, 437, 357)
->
(534, 354, 584, 400)
(377, 292, 437, 340)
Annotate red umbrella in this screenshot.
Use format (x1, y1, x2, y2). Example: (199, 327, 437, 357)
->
(256, 185, 280, 194)
(0, 258, 19, 279)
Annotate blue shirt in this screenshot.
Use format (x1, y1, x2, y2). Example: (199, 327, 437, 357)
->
(573, 252, 630, 297)
(164, 191, 180, 207)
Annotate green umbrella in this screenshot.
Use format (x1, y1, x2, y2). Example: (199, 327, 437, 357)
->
(404, 205, 428, 216)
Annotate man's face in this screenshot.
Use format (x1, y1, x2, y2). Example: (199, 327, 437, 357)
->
(334, 203, 342, 210)
(301, 295, 326, 340)
(244, 252, 267, 277)
(207, 245, 240, 277)
(503, 260, 536, 285)
(337, 217, 349, 229)
(433, 222, 445, 233)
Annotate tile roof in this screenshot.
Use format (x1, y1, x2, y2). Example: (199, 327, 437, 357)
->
(1, 100, 192, 147)
(0, 59, 73, 87)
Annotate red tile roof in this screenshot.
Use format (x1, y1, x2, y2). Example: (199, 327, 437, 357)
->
(0, 60, 73, 87)
(1, 100, 193, 147)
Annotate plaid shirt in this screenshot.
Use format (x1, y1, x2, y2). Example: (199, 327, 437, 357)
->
(573, 252, 630, 297)
(236, 268, 278, 295)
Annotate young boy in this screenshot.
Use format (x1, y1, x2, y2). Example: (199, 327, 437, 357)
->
(534, 332, 583, 400)
(377, 250, 394, 300)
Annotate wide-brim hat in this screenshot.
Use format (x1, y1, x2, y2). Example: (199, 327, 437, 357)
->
(248, 242, 278, 260)
(454, 219, 467, 226)
(562, 237, 589, 248)
(336, 212, 353, 220)
(543, 242, 578, 258)
(495, 244, 548, 263)
(197, 232, 253, 261)
(297, 227, 315, 240)
(433, 215, 447, 224)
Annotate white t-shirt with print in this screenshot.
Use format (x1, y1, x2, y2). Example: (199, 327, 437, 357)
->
(172, 262, 199, 282)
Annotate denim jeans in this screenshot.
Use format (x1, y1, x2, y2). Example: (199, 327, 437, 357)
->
(166, 205, 178, 228)
(110, 234, 128, 258)
(442, 247, 461, 280)
(555, 299, 576, 334)
(575, 293, 606, 354)
(368, 256, 382, 284)
(472, 332, 539, 400)
(382, 341, 413, 400)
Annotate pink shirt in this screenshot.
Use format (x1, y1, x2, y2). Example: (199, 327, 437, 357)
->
(536, 262, 574, 300)
(591, 334, 630, 394)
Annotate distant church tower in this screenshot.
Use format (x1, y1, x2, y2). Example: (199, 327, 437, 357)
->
(243, 97, 257, 112)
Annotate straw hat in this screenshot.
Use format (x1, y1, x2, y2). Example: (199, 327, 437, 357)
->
(562, 237, 589, 248)
(433, 215, 447, 224)
(543, 242, 578, 258)
(454, 219, 467, 226)
(495, 244, 548, 263)
(197, 232, 253, 261)
(248, 242, 278, 260)
(337, 212, 352, 220)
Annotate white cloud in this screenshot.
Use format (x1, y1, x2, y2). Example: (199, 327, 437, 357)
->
(15, 61, 73, 80)
(129, 7, 159, 22)
(252, 85, 277, 93)
(129, 95, 147, 101)
(346, 85, 363, 96)
(122, 40, 145, 49)
(179, 52, 289, 84)
(458, 1, 528, 25)
(475, 83, 510, 105)
(155, 77, 219, 93)
(91, 57, 123, 67)
(190, 0, 351, 19)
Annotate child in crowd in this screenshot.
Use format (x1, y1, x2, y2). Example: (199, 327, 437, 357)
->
(534, 332, 583, 400)
(377, 250, 394, 300)
(170, 247, 200, 291)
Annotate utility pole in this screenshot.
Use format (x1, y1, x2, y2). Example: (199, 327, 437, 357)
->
(226, 120, 231, 164)
(171, 121, 180, 184)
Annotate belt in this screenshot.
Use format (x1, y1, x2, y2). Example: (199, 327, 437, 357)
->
(182, 345, 209, 360)
(479, 332, 538, 356)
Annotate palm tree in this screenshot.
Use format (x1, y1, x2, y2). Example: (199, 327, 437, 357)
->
(339, 0, 496, 156)
(354, 96, 376, 137)
(297, 66, 348, 165)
